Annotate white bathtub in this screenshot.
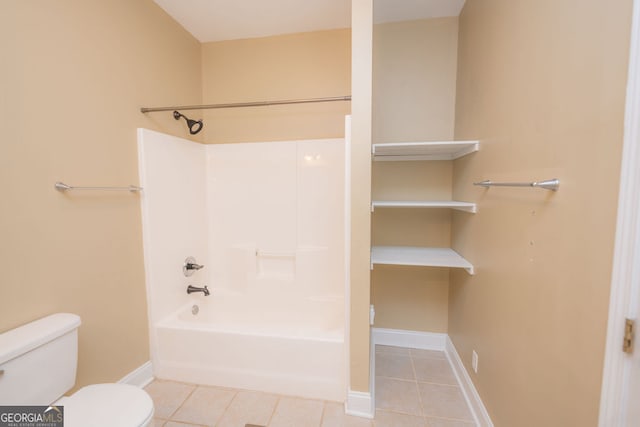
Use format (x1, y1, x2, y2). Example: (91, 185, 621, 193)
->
(152, 292, 346, 401)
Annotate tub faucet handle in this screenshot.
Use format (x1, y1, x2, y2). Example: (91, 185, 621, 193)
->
(183, 256, 204, 277)
(187, 262, 204, 270)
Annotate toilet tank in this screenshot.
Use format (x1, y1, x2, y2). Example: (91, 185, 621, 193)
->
(0, 313, 81, 405)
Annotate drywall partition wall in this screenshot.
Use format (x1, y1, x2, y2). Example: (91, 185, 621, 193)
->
(350, 0, 374, 396)
(137, 129, 208, 326)
(201, 29, 351, 143)
(450, 0, 633, 425)
(371, 17, 459, 332)
(0, 1, 201, 391)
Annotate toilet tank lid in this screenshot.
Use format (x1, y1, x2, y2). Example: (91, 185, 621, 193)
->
(0, 313, 81, 365)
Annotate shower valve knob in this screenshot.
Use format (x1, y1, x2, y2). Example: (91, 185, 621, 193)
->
(183, 256, 204, 277)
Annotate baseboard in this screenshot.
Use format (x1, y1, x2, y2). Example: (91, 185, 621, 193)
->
(372, 327, 447, 350)
(345, 390, 374, 418)
(445, 337, 493, 427)
(118, 361, 154, 388)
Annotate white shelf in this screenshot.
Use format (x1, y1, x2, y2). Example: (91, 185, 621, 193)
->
(371, 246, 474, 275)
(372, 140, 479, 161)
(371, 200, 477, 213)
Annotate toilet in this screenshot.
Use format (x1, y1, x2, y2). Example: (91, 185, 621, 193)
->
(0, 313, 154, 427)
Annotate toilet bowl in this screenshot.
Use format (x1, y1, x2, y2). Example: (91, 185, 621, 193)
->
(57, 384, 153, 427)
(0, 313, 154, 427)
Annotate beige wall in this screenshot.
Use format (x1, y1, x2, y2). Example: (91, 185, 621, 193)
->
(371, 17, 459, 332)
(350, 0, 373, 393)
(373, 18, 458, 143)
(201, 29, 351, 143)
(0, 0, 201, 391)
(450, 0, 632, 425)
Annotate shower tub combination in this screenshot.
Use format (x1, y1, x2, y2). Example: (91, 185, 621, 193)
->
(138, 128, 347, 401)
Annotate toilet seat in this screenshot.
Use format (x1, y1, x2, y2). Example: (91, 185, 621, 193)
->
(60, 383, 154, 427)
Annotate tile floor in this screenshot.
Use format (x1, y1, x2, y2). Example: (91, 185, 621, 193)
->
(144, 345, 475, 427)
(374, 345, 475, 426)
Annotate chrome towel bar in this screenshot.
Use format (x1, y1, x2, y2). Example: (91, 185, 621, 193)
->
(473, 178, 560, 191)
(54, 181, 143, 192)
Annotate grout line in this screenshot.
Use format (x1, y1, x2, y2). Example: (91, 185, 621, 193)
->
(409, 351, 426, 422)
(425, 414, 477, 424)
(266, 395, 280, 426)
(213, 388, 238, 426)
(222, 390, 241, 415)
(418, 354, 477, 424)
(167, 384, 198, 421)
(318, 401, 327, 427)
(375, 374, 417, 382)
(375, 408, 425, 418)
(416, 379, 462, 387)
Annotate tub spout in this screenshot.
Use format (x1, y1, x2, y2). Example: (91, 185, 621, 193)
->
(187, 285, 210, 296)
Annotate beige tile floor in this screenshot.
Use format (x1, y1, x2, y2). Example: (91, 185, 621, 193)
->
(144, 345, 476, 427)
(374, 345, 475, 426)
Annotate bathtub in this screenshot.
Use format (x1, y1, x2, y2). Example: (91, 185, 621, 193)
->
(152, 291, 346, 401)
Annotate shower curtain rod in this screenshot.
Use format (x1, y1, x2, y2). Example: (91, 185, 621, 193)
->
(140, 95, 351, 113)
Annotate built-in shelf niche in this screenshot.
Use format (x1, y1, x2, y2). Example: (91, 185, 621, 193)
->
(370, 140, 478, 275)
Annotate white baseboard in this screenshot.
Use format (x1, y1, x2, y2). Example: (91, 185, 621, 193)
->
(345, 390, 374, 418)
(118, 361, 154, 388)
(372, 327, 447, 350)
(445, 337, 493, 427)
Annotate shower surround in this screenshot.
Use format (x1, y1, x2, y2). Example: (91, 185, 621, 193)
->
(137, 128, 346, 401)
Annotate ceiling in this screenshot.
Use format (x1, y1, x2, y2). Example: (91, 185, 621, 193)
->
(153, 0, 466, 43)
